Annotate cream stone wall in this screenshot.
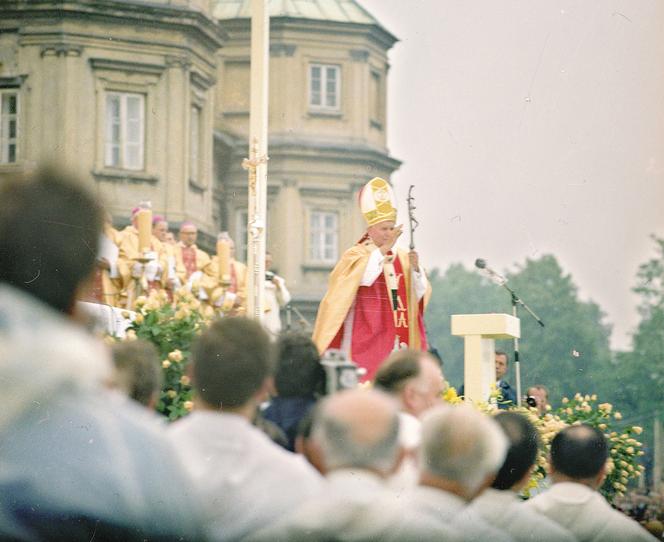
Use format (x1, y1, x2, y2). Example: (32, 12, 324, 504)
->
(214, 14, 400, 319)
(0, 1, 224, 238)
(0, 0, 400, 320)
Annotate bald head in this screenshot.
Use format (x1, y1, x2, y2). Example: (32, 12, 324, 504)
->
(550, 424, 608, 483)
(313, 389, 400, 475)
(420, 406, 508, 499)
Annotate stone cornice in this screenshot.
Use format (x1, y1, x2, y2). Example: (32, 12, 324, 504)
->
(40, 43, 83, 57)
(92, 168, 159, 185)
(214, 131, 401, 173)
(89, 57, 165, 76)
(298, 186, 355, 199)
(270, 139, 401, 172)
(270, 43, 297, 57)
(191, 69, 217, 90)
(349, 49, 369, 62)
(218, 17, 397, 51)
(0, 75, 28, 88)
(165, 55, 193, 70)
(5, 0, 227, 51)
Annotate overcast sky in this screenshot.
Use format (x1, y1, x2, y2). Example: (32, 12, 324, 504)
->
(358, 0, 664, 350)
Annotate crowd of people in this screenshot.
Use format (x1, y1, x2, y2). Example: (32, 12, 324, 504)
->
(0, 168, 660, 541)
(91, 200, 290, 336)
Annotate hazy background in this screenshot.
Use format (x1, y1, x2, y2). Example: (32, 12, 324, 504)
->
(359, 0, 664, 350)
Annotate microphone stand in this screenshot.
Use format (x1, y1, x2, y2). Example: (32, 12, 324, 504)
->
(496, 280, 544, 407)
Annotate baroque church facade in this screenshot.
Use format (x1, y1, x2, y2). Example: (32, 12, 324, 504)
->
(0, 0, 400, 323)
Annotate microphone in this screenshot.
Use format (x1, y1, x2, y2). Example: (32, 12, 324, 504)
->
(475, 258, 507, 285)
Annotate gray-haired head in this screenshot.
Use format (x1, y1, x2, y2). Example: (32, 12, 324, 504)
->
(313, 389, 400, 475)
(419, 405, 508, 498)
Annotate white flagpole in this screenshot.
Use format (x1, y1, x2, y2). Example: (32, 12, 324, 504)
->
(244, 0, 269, 321)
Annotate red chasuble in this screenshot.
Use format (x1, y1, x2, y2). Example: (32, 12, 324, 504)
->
(328, 253, 427, 381)
(89, 267, 105, 304)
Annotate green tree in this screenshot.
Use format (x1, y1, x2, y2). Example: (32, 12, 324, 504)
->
(425, 263, 508, 387)
(425, 255, 612, 405)
(603, 236, 664, 440)
(505, 255, 612, 404)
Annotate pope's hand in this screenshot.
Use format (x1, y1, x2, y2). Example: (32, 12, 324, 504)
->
(380, 224, 403, 255)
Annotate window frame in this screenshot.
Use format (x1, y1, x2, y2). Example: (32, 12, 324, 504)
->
(309, 210, 339, 264)
(104, 91, 145, 171)
(0, 89, 19, 165)
(308, 63, 341, 112)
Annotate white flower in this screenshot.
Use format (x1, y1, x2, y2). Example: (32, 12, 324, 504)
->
(599, 403, 613, 414)
(168, 350, 183, 363)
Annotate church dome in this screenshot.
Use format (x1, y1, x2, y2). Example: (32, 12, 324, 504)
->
(214, 0, 383, 28)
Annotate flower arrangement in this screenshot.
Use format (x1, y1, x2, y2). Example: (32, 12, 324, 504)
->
(123, 288, 208, 420)
(442, 388, 645, 503)
(555, 393, 645, 502)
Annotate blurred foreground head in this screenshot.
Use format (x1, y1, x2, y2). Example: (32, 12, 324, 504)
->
(492, 411, 540, 491)
(192, 317, 273, 412)
(312, 388, 401, 476)
(374, 349, 444, 418)
(550, 424, 608, 488)
(419, 405, 508, 500)
(274, 332, 325, 398)
(111, 340, 163, 408)
(0, 166, 103, 313)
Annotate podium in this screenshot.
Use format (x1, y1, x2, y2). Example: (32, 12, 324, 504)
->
(451, 313, 520, 403)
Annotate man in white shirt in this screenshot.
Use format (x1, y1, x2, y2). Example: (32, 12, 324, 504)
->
(0, 168, 203, 540)
(468, 412, 576, 542)
(525, 424, 656, 542)
(168, 317, 323, 541)
(251, 388, 459, 541)
(403, 405, 515, 542)
(374, 349, 446, 491)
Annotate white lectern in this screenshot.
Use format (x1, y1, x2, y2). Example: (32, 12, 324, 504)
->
(451, 313, 520, 404)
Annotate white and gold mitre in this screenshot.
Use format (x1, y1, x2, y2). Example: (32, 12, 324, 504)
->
(359, 177, 397, 226)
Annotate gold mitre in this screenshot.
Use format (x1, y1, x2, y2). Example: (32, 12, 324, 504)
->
(359, 177, 397, 226)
